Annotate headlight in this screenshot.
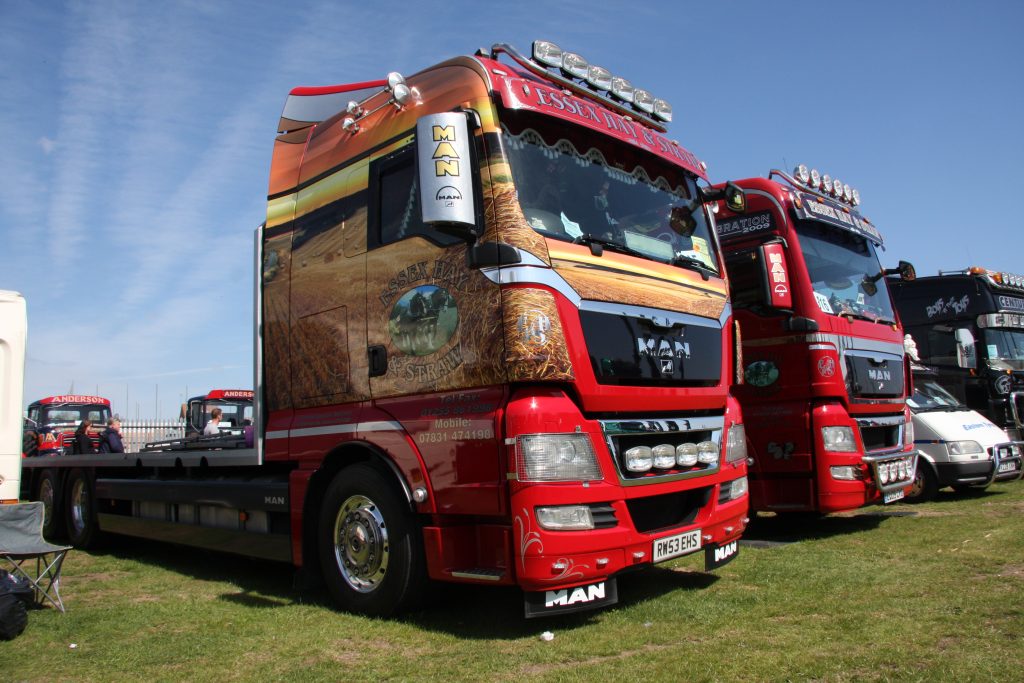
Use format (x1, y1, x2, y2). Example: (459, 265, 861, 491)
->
(947, 440, 983, 456)
(652, 444, 676, 469)
(517, 434, 602, 481)
(725, 424, 748, 464)
(536, 505, 595, 531)
(822, 426, 858, 452)
(697, 440, 719, 465)
(624, 445, 653, 472)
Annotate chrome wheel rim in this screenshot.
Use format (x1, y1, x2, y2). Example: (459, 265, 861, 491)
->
(333, 495, 389, 593)
(909, 469, 924, 498)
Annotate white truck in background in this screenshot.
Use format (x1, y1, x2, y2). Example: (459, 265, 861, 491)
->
(0, 290, 27, 504)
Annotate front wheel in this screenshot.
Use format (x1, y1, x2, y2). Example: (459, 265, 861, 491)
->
(318, 464, 426, 617)
(907, 461, 938, 503)
(65, 469, 99, 547)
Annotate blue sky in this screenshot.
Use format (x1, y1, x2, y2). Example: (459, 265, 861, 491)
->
(2, 0, 1022, 418)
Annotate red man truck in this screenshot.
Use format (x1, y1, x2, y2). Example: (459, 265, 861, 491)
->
(715, 166, 917, 513)
(23, 41, 749, 617)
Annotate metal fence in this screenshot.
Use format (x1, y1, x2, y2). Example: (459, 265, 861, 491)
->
(120, 420, 184, 453)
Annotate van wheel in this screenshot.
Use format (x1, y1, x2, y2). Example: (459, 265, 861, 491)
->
(65, 469, 99, 547)
(907, 461, 938, 503)
(37, 470, 63, 540)
(318, 464, 425, 617)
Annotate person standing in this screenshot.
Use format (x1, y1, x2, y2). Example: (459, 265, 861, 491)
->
(99, 417, 125, 453)
(203, 408, 223, 436)
(73, 420, 97, 455)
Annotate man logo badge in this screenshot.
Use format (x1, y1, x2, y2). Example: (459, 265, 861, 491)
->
(705, 540, 739, 570)
(660, 358, 674, 375)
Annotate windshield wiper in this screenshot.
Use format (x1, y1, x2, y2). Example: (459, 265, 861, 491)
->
(572, 233, 645, 259)
(670, 253, 715, 281)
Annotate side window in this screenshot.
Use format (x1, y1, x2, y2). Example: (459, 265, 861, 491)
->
(724, 249, 768, 311)
(925, 324, 957, 366)
(371, 145, 460, 249)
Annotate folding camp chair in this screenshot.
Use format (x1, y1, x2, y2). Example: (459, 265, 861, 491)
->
(0, 502, 71, 612)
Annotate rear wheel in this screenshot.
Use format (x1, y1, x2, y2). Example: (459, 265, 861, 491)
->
(907, 461, 938, 503)
(318, 464, 425, 617)
(65, 469, 99, 547)
(36, 470, 63, 540)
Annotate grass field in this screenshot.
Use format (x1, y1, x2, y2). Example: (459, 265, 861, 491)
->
(3, 481, 1022, 682)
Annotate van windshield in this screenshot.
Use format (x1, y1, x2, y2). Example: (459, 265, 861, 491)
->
(502, 122, 719, 274)
(908, 378, 965, 412)
(794, 220, 895, 323)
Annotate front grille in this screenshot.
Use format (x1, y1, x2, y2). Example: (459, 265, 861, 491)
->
(600, 416, 725, 485)
(855, 415, 904, 454)
(626, 487, 712, 533)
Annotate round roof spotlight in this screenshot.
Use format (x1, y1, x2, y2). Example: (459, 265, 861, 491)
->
(586, 65, 612, 91)
(832, 178, 843, 197)
(843, 184, 853, 202)
(795, 164, 811, 184)
(652, 98, 672, 123)
(821, 174, 832, 193)
(851, 188, 861, 206)
(610, 76, 635, 103)
(561, 52, 589, 79)
(532, 41, 563, 68)
(634, 89, 655, 114)
(386, 72, 406, 90)
(810, 168, 821, 188)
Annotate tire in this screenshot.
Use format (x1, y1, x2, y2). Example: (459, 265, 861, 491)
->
(318, 464, 426, 617)
(65, 469, 99, 547)
(36, 470, 63, 540)
(907, 461, 938, 503)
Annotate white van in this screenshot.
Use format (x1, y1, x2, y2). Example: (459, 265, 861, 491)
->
(908, 367, 1023, 501)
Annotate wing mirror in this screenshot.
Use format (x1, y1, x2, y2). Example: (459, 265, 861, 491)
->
(862, 260, 916, 297)
(699, 181, 747, 214)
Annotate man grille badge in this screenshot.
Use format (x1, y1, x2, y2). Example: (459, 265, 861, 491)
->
(660, 359, 674, 375)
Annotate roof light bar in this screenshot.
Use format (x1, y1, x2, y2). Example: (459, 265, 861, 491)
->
(524, 40, 671, 127)
(791, 163, 861, 206)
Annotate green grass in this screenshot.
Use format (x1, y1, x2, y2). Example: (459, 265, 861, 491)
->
(3, 482, 1022, 682)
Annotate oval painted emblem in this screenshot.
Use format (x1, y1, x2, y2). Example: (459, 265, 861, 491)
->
(388, 285, 458, 356)
(745, 361, 779, 387)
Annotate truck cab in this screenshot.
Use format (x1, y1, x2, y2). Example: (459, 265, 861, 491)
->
(889, 267, 1024, 441)
(23, 395, 111, 457)
(183, 389, 254, 437)
(716, 166, 917, 513)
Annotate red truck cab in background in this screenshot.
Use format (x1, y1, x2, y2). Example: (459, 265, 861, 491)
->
(23, 395, 111, 457)
(715, 166, 916, 513)
(183, 389, 254, 437)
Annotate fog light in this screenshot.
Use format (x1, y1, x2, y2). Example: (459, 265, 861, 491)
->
(625, 445, 653, 472)
(879, 464, 890, 484)
(677, 442, 698, 467)
(652, 444, 676, 469)
(897, 460, 907, 480)
(729, 476, 748, 500)
(697, 440, 719, 465)
(831, 465, 859, 481)
(536, 505, 595, 531)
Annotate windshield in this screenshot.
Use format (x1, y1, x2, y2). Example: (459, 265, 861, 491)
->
(982, 328, 1024, 370)
(907, 378, 965, 412)
(503, 121, 719, 273)
(41, 405, 111, 425)
(794, 220, 895, 323)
